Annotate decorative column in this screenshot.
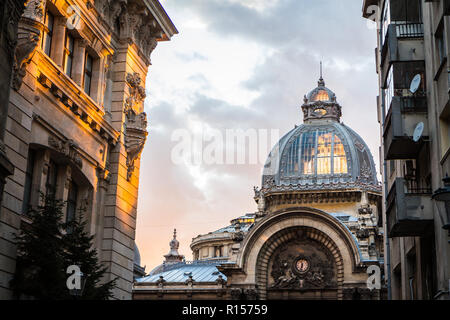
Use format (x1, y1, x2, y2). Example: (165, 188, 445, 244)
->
(50, 16, 67, 68)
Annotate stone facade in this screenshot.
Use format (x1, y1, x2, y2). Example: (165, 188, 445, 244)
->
(362, 0, 450, 300)
(0, 0, 177, 299)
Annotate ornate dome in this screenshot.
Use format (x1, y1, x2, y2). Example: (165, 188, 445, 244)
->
(134, 242, 141, 266)
(261, 77, 379, 193)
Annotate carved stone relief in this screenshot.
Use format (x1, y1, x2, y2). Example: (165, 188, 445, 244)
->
(268, 238, 337, 290)
(48, 136, 83, 168)
(124, 72, 148, 181)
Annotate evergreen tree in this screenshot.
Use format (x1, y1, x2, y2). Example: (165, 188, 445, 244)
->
(11, 195, 69, 299)
(12, 194, 116, 300)
(62, 211, 116, 300)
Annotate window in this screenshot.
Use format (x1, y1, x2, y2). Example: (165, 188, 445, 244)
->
(66, 181, 78, 223)
(317, 131, 332, 175)
(84, 54, 93, 95)
(384, 66, 394, 112)
(299, 130, 348, 175)
(301, 131, 317, 175)
(22, 149, 36, 214)
(286, 136, 300, 174)
(311, 90, 330, 102)
(45, 160, 58, 198)
(41, 10, 54, 56)
(380, 0, 391, 48)
(63, 32, 74, 77)
(333, 135, 348, 174)
(436, 26, 446, 65)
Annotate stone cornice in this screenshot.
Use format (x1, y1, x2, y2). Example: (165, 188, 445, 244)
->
(143, 0, 178, 40)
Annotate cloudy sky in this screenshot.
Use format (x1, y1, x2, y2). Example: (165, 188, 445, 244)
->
(135, 0, 380, 271)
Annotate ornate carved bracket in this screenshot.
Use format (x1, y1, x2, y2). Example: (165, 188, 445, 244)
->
(12, 0, 44, 91)
(124, 72, 148, 181)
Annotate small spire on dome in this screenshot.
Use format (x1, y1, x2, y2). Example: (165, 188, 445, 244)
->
(318, 61, 325, 87)
(164, 228, 184, 264)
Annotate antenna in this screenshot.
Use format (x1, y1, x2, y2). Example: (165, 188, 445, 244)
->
(320, 61, 323, 79)
(318, 61, 325, 86)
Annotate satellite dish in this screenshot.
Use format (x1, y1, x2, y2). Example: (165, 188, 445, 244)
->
(410, 74, 421, 94)
(413, 122, 424, 142)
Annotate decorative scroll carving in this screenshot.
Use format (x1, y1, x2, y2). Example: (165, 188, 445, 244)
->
(22, 0, 44, 22)
(95, 0, 161, 60)
(124, 72, 148, 181)
(12, 0, 44, 90)
(48, 136, 83, 168)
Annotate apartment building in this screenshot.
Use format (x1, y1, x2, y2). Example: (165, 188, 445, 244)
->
(362, 0, 450, 300)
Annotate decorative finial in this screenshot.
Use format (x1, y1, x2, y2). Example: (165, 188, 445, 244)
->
(318, 61, 325, 87)
(173, 228, 177, 239)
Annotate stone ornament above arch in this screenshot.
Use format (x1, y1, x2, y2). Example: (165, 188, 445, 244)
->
(255, 226, 344, 300)
(236, 207, 362, 284)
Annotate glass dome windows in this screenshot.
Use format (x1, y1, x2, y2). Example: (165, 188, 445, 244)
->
(311, 89, 330, 102)
(333, 135, 348, 174)
(282, 129, 348, 177)
(301, 131, 317, 175)
(317, 131, 332, 175)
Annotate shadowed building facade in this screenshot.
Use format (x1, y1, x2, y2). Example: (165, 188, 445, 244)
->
(133, 77, 386, 300)
(0, 0, 177, 299)
(362, 0, 450, 300)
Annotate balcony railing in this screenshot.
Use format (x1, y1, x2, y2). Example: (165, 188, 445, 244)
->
(394, 23, 424, 38)
(381, 22, 424, 68)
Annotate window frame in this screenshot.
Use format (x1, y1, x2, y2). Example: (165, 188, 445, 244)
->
(83, 53, 93, 95)
(41, 10, 54, 56)
(63, 31, 75, 77)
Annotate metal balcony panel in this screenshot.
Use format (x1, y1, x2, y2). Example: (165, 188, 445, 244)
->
(383, 96, 428, 159)
(386, 178, 433, 237)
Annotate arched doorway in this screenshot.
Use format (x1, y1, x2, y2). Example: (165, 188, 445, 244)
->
(256, 226, 344, 300)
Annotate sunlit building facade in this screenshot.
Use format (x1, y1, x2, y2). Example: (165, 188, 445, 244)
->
(133, 76, 386, 300)
(0, 0, 177, 299)
(362, 0, 450, 300)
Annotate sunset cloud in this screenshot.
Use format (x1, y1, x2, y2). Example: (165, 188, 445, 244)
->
(136, 0, 380, 272)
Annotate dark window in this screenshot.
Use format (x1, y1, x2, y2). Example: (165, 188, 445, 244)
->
(66, 181, 78, 223)
(22, 149, 35, 214)
(84, 54, 93, 95)
(64, 32, 74, 77)
(41, 10, 54, 56)
(45, 160, 58, 198)
(436, 25, 446, 65)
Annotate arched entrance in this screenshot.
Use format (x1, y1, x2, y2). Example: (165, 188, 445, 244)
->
(256, 226, 344, 300)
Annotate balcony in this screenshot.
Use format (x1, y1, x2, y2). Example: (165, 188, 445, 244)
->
(386, 178, 433, 237)
(383, 95, 428, 160)
(381, 23, 424, 79)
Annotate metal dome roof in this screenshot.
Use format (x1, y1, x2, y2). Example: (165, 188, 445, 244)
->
(261, 77, 379, 194)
